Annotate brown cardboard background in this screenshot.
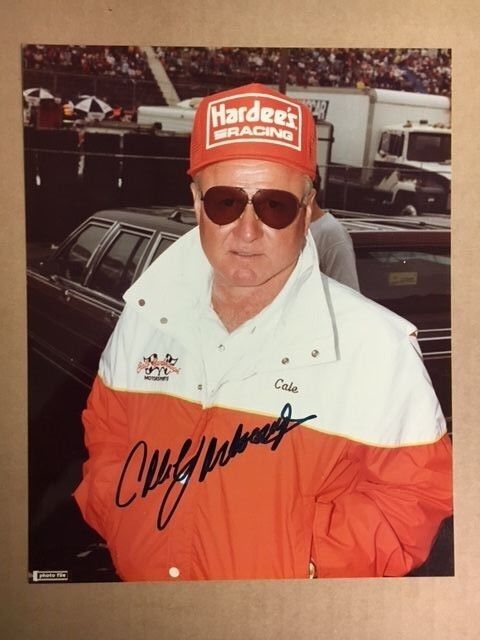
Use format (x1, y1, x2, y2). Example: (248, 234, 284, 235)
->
(1, 2, 478, 638)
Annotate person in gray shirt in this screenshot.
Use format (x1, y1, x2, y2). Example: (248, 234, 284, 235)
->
(310, 200, 360, 291)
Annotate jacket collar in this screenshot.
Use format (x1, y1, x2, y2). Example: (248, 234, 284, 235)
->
(124, 227, 338, 366)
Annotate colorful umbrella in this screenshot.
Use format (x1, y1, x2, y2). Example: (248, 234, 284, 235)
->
(74, 96, 113, 121)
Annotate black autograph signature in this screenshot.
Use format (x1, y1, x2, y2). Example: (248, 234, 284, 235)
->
(115, 403, 316, 530)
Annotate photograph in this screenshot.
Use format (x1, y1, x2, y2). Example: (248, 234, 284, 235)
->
(24, 44, 453, 584)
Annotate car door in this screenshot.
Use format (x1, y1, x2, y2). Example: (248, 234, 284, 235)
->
(79, 228, 183, 381)
(27, 219, 114, 382)
(63, 224, 157, 386)
(28, 216, 184, 387)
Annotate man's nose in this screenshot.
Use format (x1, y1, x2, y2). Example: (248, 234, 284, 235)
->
(232, 203, 263, 241)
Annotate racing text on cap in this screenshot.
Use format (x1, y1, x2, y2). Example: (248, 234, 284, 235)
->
(205, 92, 303, 151)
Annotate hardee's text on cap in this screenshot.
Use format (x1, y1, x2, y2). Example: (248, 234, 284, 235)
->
(206, 93, 302, 150)
(188, 83, 316, 178)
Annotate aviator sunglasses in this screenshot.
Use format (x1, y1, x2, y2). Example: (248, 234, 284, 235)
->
(200, 186, 306, 230)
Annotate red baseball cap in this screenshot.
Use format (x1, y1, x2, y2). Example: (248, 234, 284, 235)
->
(188, 83, 316, 179)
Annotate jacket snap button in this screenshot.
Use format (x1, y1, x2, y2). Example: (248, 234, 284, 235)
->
(160, 317, 168, 324)
(281, 357, 289, 365)
(311, 349, 319, 358)
(168, 567, 180, 578)
(138, 299, 145, 307)
(218, 344, 225, 352)
(197, 384, 203, 391)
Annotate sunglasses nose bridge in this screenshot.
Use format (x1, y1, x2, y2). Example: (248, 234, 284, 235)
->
(239, 195, 260, 221)
(234, 197, 264, 240)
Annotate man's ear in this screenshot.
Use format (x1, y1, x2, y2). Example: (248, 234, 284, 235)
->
(304, 188, 316, 234)
(190, 181, 202, 224)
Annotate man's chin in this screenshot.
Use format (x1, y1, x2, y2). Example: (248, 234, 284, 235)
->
(227, 268, 265, 287)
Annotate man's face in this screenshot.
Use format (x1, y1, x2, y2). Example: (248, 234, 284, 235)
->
(191, 159, 314, 290)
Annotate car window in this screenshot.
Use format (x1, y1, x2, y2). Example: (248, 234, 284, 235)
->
(150, 236, 176, 264)
(355, 248, 451, 321)
(89, 231, 150, 300)
(54, 223, 110, 283)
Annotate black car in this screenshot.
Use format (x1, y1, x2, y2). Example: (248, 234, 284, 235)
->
(27, 206, 451, 427)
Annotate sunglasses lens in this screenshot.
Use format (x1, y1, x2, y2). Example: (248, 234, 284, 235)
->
(253, 189, 300, 229)
(202, 186, 247, 224)
(201, 186, 302, 229)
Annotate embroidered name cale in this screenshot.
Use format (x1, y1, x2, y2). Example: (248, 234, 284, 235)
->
(275, 378, 299, 393)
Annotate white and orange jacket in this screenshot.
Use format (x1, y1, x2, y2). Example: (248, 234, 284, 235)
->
(74, 227, 453, 581)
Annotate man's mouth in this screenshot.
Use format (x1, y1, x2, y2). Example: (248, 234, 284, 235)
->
(231, 250, 260, 258)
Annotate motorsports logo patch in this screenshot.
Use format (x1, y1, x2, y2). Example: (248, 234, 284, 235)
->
(137, 353, 181, 381)
(206, 92, 302, 151)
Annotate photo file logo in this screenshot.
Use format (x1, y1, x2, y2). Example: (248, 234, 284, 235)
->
(32, 570, 69, 583)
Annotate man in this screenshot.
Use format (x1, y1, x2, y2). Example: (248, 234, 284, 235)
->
(309, 169, 359, 290)
(310, 198, 360, 290)
(74, 83, 452, 581)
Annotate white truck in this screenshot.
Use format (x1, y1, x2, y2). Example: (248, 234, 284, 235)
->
(285, 87, 451, 215)
(135, 98, 200, 131)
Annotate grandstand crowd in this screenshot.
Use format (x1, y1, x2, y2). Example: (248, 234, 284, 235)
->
(22, 45, 452, 115)
(156, 47, 451, 95)
(23, 45, 153, 81)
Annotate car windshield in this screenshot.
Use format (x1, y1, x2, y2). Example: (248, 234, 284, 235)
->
(356, 247, 450, 325)
(407, 132, 451, 163)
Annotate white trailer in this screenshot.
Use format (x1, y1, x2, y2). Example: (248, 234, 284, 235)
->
(285, 87, 451, 215)
(285, 87, 450, 165)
